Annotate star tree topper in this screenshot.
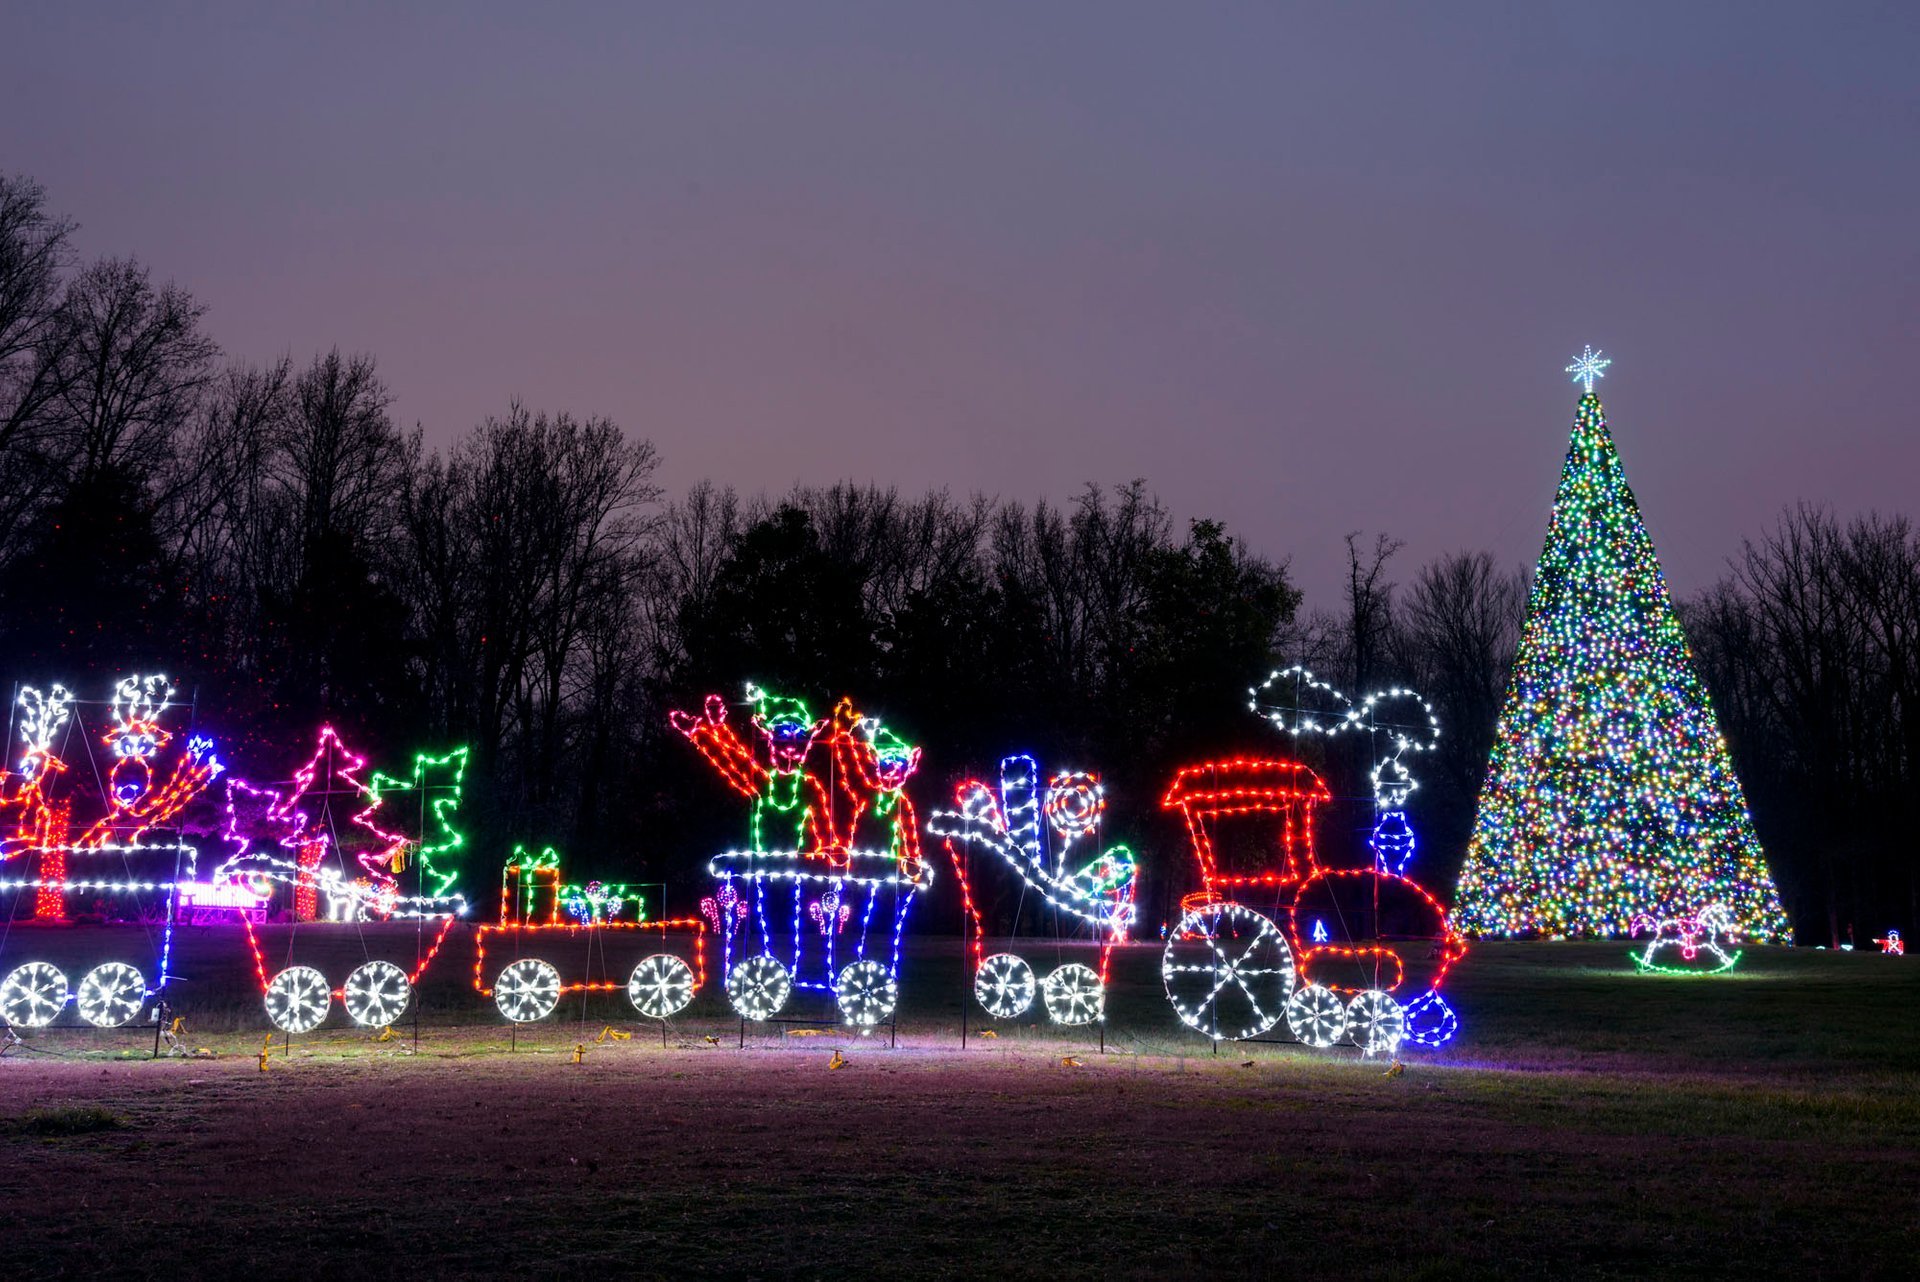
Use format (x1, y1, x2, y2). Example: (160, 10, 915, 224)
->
(1565, 344, 1611, 393)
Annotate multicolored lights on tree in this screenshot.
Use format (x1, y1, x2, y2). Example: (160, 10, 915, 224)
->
(1454, 353, 1792, 942)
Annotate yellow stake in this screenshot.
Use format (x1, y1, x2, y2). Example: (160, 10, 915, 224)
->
(828, 1049, 848, 1070)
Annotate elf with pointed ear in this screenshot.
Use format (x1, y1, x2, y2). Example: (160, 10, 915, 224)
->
(671, 682, 839, 859)
(829, 697, 924, 877)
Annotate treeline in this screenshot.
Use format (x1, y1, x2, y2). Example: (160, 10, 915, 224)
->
(1688, 509, 1920, 947)
(0, 174, 1910, 941)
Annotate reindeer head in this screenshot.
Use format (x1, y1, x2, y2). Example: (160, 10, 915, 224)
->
(13, 684, 73, 787)
(104, 673, 175, 810)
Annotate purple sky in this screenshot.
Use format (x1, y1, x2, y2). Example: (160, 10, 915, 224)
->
(5, 3, 1914, 606)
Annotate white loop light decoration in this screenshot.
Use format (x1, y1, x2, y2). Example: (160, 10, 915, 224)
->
(1346, 989, 1407, 1055)
(628, 954, 697, 1019)
(0, 962, 70, 1027)
(342, 960, 411, 1027)
(1162, 903, 1296, 1040)
(494, 959, 562, 1023)
(726, 955, 793, 1021)
(835, 959, 899, 1028)
(265, 965, 332, 1033)
(974, 952, 1037, 1018)
(1042, 962, 1105, 1026)
(1284, 983, 1348, 1048)
(76, 963, 146, 1028)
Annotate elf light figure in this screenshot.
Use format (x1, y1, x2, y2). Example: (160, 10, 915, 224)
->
(676, 683, 929, 1028)
(671, 684, 838, 859)
(828, 697, 925, 878)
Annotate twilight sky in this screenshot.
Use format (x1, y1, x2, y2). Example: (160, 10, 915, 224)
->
(4, 2, 1914, 606)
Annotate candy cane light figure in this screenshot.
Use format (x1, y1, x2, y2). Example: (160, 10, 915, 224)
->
(927, 755, 1139, 1024)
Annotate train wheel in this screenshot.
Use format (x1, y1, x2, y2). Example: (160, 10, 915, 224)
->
(494, 959, 562, 1023)
(1162, 902, 1295, 1041)
(725, 955, 792, 1021)
(0, 962, 69, 1027)
(1284, 983, 1347, 1048)
(629, 954, 697, 1019)
(1346, 989, 1406, 1055)
(974, 953, 1037, 1019)
(343, 961, 412, 1027)
(265, 965, 332, 1033)
(1042, 963, 1105, 1026)
(835, 960, 898, 1029)
(77, 963, 146, 1028)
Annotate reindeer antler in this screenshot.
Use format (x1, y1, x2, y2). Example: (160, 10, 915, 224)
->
(109, 673, 176, 731)
(16, 685, 74, 756)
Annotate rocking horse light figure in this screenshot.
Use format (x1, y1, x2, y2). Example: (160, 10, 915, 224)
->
(1630, 903, 1743, 975)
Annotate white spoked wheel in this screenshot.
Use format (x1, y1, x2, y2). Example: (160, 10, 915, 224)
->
(1285, 983, 1348, 1049)
(1347, 989, 1407, 1056)
(495, 959, 562, 1023)
(265, 965, 332, 1034)
(1042, 963, 1105, 1026)
(343, 960, 412, 1027)
(974, 952, 1037, 1019)
(1162, 902, 1296, 1040)
(629, 954, 697, 1019)
(76, 963, 147, 1028)
(835, 960, 898, 1029)
(0, 962, 70, 1027)
(726, 955, 792, 1021)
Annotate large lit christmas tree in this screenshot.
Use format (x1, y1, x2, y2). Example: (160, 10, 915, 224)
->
(1454, 349, 1791, 942)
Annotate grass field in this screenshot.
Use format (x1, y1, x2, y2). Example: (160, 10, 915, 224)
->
(1, 931, 1916, 1278)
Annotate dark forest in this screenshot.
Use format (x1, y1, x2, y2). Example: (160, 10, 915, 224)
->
(2, 172, 1912, 944)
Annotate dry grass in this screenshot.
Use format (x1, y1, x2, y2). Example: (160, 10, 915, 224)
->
(0, 933, 1915, 1278)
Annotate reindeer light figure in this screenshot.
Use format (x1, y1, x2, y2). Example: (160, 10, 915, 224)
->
(1, 685, 76, 918)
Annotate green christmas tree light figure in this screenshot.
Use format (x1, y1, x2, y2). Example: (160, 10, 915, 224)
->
(1453, 349, 1792, 944)
(355, 746, 471, 901)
